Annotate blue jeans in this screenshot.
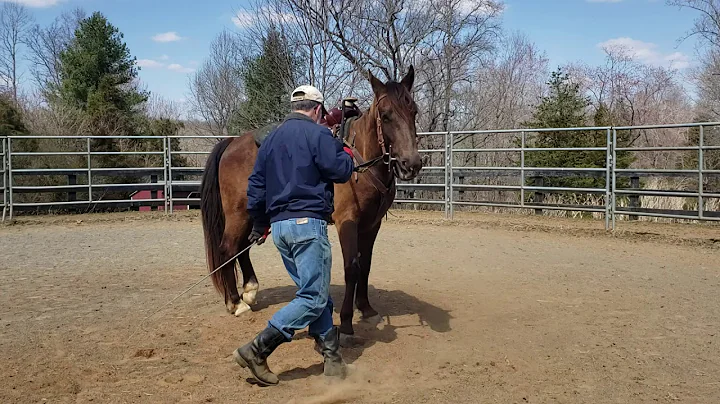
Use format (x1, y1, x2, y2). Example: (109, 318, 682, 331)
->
(267, 217, 334, 341)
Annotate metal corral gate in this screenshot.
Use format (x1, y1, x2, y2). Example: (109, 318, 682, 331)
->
(2, 122, 719, 230)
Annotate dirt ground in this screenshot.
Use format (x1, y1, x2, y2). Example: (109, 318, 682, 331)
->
(1, 210, 719, 403)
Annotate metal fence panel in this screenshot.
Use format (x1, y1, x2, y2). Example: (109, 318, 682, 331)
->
(1, 136, 7, 223)
(3, 122, 719, 229)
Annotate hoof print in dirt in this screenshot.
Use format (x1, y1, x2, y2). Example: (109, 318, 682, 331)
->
(245, 377, 272, 387)
(133, 349, 155, 359)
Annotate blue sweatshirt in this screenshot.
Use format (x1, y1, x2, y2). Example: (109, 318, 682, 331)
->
(247, 113, 354, 226)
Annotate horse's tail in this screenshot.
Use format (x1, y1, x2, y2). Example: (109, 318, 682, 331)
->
(200, 138, 233, 296)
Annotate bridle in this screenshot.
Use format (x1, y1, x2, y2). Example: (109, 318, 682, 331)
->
(346, 94, 397, 174)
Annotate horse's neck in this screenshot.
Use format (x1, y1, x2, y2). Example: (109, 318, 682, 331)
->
(352, 110, 382, 161)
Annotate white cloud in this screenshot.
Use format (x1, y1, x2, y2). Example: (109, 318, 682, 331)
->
(167, 64, 194, 73)
(597, 37, 691, 70)
(664, 51, 691, 70)
(152, 32, 183, 43)
(1, 0, 61, 7)
(137, 59, 165, 69)
(159, 55, 170, 61)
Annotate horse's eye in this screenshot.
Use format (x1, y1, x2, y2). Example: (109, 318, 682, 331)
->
(382, 112, 392, 123)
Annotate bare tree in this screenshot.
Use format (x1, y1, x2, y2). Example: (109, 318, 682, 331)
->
(237, 0, 364, 106)
(285, 0, 502, 130)
(187, 30, 245, 137)
(694, 50, 720, 118)
(580, 46, 691, 129)
(288, 0, 434, 81)
(464, 32, 547, 131)
(0, 1, 33, 103)
(571, 46, 693, 169)
(669, 0, 720, 47)
(145, 94, 182, 121)
(670, 1, 720, 118)
(24, 8, 86, 95)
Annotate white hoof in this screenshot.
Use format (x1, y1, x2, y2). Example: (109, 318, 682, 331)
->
(242, 281, 259, 306)
(233, 301, 252, 317)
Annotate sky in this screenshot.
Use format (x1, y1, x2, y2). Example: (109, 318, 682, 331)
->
(5, 0, 704, 108)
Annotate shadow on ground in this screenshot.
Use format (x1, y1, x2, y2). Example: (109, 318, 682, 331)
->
(248, 284, 453, 381)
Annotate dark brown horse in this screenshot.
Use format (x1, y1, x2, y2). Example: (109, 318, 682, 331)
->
(199, 67, 421, 340)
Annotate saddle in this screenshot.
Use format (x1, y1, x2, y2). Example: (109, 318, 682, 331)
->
(322, 97, 363, 142)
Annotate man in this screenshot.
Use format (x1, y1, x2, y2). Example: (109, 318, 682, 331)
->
(234, 85, 355, 386)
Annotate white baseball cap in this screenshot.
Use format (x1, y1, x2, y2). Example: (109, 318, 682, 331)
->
(291, 85, 324, 104)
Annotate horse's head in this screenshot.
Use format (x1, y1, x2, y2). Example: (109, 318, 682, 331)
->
(369, 66, 422, 181)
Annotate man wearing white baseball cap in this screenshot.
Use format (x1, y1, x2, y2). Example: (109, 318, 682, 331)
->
(234, 85, 354, 386)
(290, 85, 329, 118)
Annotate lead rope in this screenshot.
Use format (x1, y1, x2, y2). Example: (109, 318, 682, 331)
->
(128, 234, 270, 339)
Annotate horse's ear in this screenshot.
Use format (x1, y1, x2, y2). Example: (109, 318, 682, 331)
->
(401, 65, 415, 91)
(368, 69, 386, 96)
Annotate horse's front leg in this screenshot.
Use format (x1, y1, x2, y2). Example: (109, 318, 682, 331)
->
(355, 223, 381, 323)
(337, 220, 360, 340)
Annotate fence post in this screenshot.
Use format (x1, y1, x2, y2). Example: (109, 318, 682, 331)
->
(520, 131, 525, 208)
(605, 128, 611, 230)
(444, 131, 451, 219)
(1, 136, 6, 223)
(458, 175, 465, 202)
(68, 174, 77, 202)
(163, 136, 171, 215)
(533, 176, 544, 215)
(629, 176, 640, 220)
(7, 137, 12, 221)
(699, 125, 704, 219)
(87, 137, 92, 204)
(150, 174, 158, 211)
(449, 132, 454, 219)
(611, 128, 617, 230)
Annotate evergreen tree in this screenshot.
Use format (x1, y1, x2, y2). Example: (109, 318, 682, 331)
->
(56, 12, 147, 138)
(522, 68, 632, 190)
(231, 28, 301, 131)
(0, 93, 27, 136)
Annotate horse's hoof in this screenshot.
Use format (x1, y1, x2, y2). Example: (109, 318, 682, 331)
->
(242, 281, 259, 306)
(233, 301, 252, 317)
(242, 290, 257, 306)
(361, 314, 384, 327)
(339, 333, 364, 348)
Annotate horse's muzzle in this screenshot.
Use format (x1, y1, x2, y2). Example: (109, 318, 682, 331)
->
(394, 156, 422, 180)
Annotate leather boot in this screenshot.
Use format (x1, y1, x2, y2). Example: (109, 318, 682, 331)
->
(234, 326, 286, 386)
(314, 327, 347, 378)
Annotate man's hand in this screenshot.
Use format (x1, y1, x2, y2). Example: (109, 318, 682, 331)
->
(343, 146, 354, 160)
(249, 224, 270, 245)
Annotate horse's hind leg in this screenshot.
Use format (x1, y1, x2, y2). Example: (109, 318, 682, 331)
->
(220, 212, 252, 316)
(237, 246, 259, 306)
(355, 223, 381, 323)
